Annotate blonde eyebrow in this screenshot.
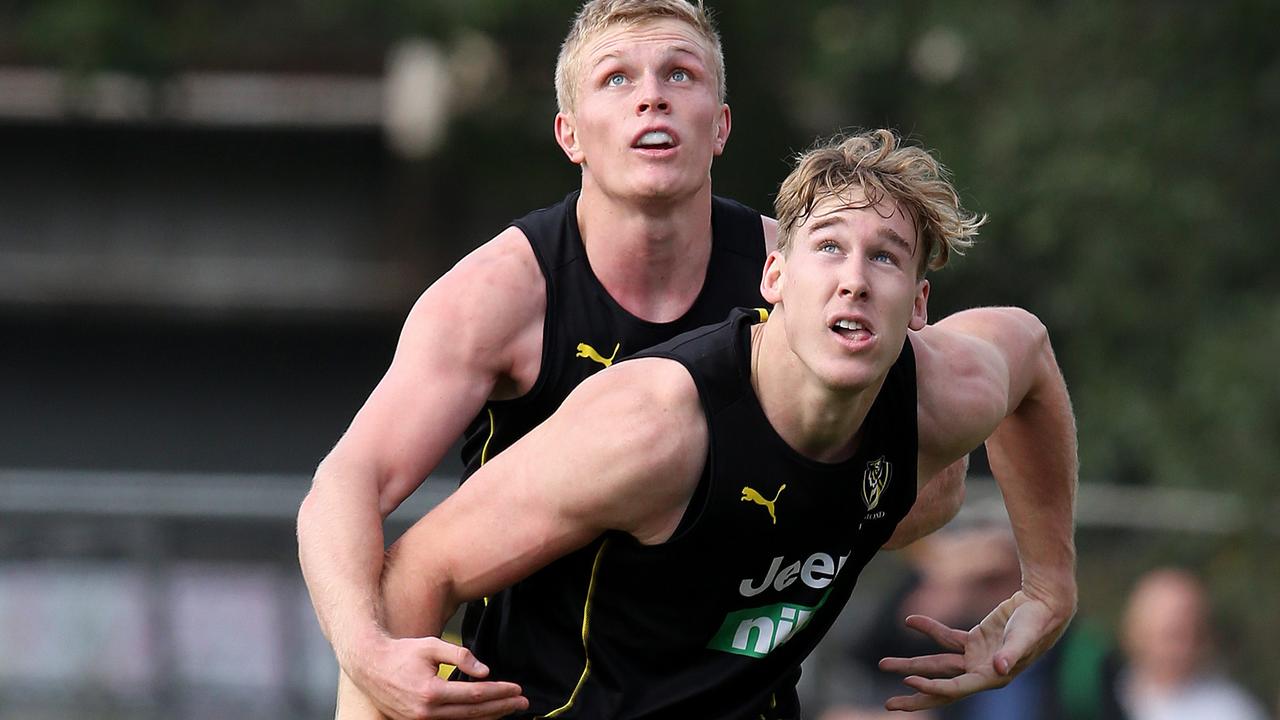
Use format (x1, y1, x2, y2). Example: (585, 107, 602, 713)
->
(588, 44, 707, 73)
(588, 51, 622, 72)
(805, 216, 916, 256)
(877, 226, 916, 256)
(805, 215, 847, 234)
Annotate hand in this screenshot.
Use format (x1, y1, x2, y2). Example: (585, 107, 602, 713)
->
(877, 590, 1071, 712)
(346, 634, 529, 720)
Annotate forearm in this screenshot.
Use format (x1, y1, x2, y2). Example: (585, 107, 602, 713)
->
(330, 508, 528, 720)
(985, 342, 1078, 607)
(333, 545, 457, 720)
(337, 667, 388, 720)
(380, 518, 464, 640)
(298, 460, 393, 667)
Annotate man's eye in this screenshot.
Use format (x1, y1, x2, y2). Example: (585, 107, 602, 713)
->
(873, 251, 898, 265)
(819, 242, 840, 253)
(606, 73, 626, 87)
(670, 69, 689, 82)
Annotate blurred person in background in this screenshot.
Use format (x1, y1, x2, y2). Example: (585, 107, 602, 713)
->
(821, 522, 1124, 720)
(1117, 568, 1269, 720)
(297, 2, 966, 719)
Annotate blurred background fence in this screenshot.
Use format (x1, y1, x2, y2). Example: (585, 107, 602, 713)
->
(1, 474, 1273, 719)
(1, 0, 1277, 717)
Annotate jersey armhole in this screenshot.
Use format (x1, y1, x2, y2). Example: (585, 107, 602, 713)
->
(625, 351, 715, 546)
(488, 221, 557, 410)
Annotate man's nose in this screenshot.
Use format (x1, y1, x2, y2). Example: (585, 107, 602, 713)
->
(636, 74, 670, 114)
(838, 263, 871, 300)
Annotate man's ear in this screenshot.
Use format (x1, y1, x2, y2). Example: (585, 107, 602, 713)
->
(712, 104, 731, 157)
(761, 250, 785, 305)
(555, 113, 585, 164)
(909, 279, 930, 331)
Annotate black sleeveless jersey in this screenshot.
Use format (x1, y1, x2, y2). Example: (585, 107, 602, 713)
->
(458, 190, 768, 476)
(454, 190, 768, 692)
(465, 308, 919, 719)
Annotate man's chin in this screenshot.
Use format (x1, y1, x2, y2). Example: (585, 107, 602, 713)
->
(630, 182, 700, 206)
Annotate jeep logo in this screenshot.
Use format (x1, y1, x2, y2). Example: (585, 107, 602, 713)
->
(738, 551, 849, 598)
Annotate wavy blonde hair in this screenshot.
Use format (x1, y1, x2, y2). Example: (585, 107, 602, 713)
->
(775, 129, 985, 275)
(555, 0, 725, 115)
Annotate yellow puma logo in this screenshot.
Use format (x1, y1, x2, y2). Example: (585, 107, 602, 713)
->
(741, 484, 786, 525)
(576, 342, 620, 368)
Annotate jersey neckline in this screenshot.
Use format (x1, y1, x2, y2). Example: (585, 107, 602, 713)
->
(730, 310, 903, 473)
(564, 189, 724, 331)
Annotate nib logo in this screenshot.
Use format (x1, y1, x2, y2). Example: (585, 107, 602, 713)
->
(707, 596, 828, 659)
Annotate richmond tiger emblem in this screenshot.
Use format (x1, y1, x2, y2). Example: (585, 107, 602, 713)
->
(862, 456, 891, 511)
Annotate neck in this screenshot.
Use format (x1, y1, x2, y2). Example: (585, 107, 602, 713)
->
(750, 317, 886, 463)
(575, 177, 714, 322)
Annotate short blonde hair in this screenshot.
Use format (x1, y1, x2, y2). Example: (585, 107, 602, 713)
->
(774, 129, 985, 275)
(555, 0, 726, 115)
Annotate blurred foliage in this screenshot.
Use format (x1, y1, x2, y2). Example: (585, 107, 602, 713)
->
(2, 0, 1277, 697)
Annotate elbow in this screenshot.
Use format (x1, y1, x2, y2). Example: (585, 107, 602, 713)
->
(1003, 307, 1061, 408)
(1026, 311, 1053, 363)
(295, 484, 321, 571)
(297, 454, 341, 525)
(295, 468, 335, 562)
(1013, 308, 1054, 368)
(295, 456, 378, 548)
(296, 473, 322, 536)
(303, 453, 403, 523)
(1004, 306, 1051, 353)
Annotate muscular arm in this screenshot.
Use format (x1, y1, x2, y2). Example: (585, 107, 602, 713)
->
(918, 307, 1077, 607)
(978, 314, 1077, 614)
(297, 228, 544, 715)
(882, 307, 1076, 710)
(337, 358, 709, 719)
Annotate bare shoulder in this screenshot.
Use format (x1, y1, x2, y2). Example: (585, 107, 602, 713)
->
(542, 356, 708, 543)
(911, 307, 1049, 469)
(912, 307, 1048, 382)
(399, 226, 546, 385)
(559, 357, 706, 467)
(918, 306, 1047, 351)
(318, 227, 546, 509)
(446, 225, 543, 300)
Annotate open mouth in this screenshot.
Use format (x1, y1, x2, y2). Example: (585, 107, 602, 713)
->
(632, 130, 677, 150)
(831, 318, 873, 344)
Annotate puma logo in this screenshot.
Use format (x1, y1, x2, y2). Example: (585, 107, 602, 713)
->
(576, 342, 620, 368)
(741, 484, 786, 525)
